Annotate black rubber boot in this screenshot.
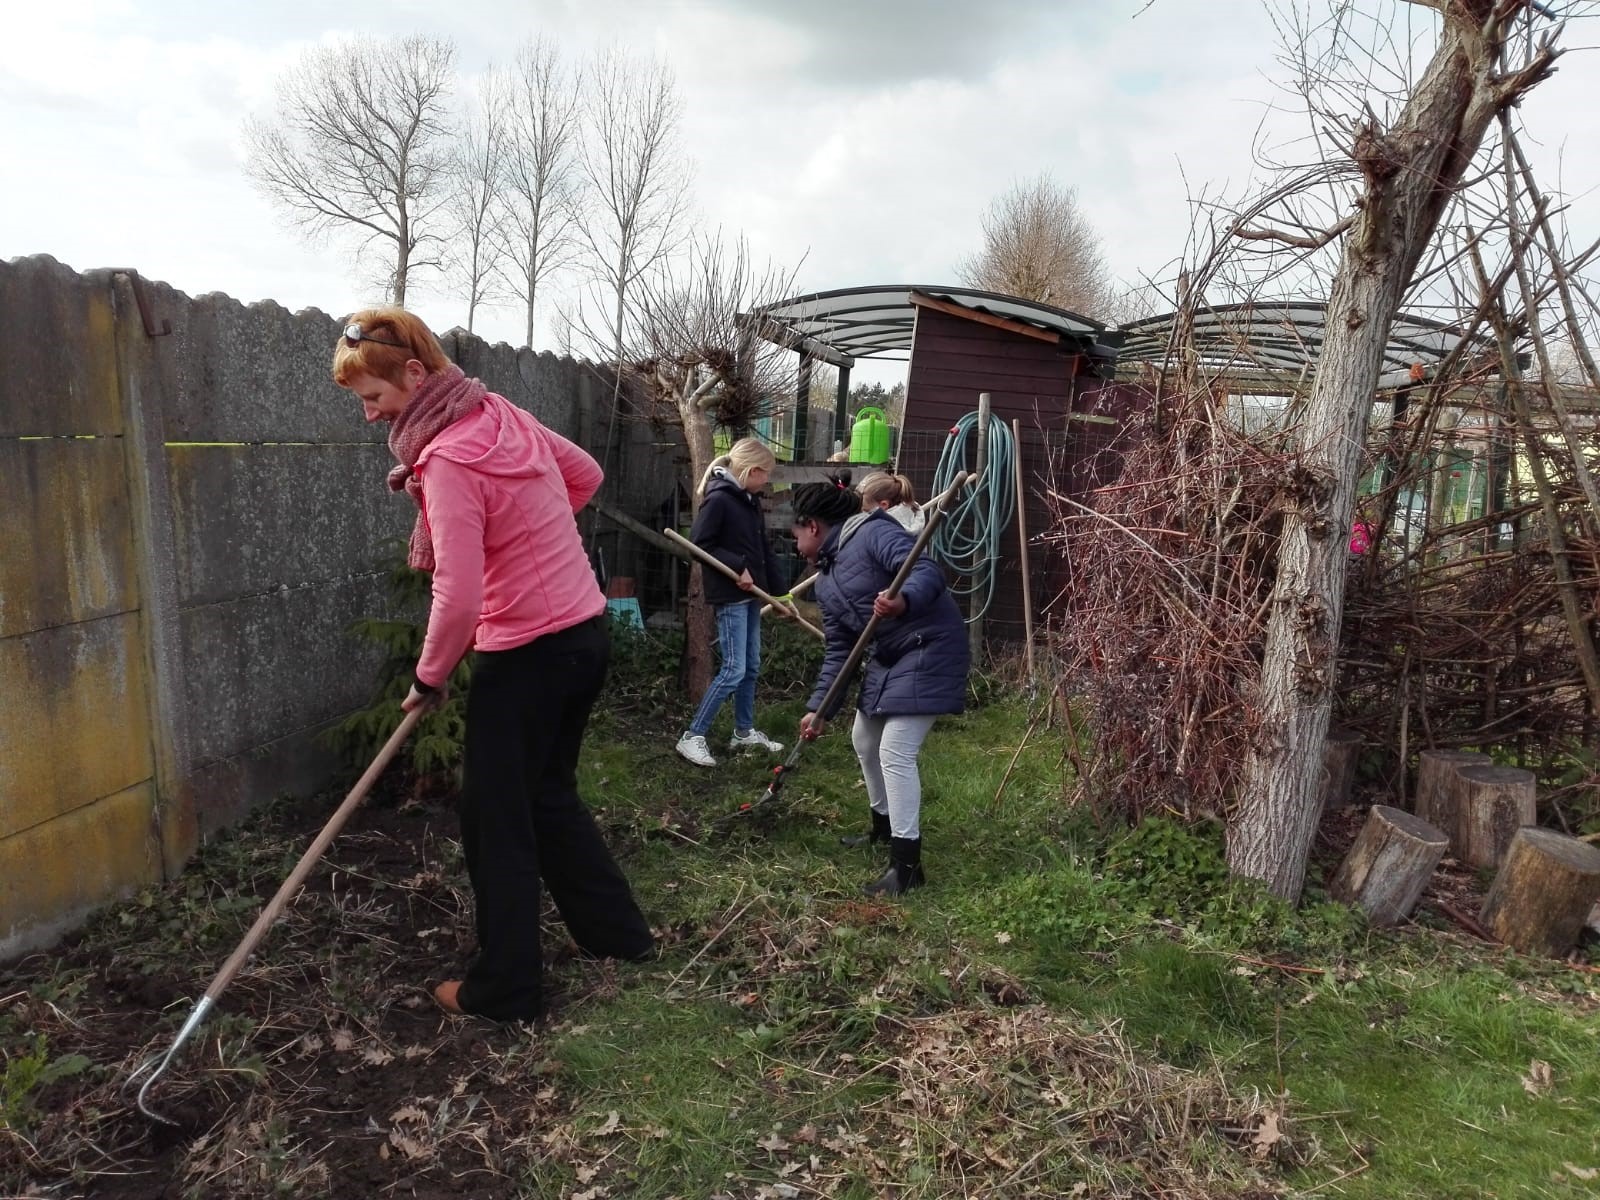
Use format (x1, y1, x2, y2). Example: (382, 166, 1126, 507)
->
(863, 837, 924, 897)
(840, 809, 891, 848)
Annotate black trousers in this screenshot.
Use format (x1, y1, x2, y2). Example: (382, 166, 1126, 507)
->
(456, 615, 652, 1020)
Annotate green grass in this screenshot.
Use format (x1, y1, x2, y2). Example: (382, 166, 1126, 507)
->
(6, 627, 1597, 1198)
(566, 660, 1600, 1199)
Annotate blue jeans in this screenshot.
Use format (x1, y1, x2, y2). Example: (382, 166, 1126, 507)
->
(688, 599, 761, 736)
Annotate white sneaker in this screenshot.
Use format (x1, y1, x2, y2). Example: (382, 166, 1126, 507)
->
(729, 728, 785, 753)
(676, 732, 717, 767)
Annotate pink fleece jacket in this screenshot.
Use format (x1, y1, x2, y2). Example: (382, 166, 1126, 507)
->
(411, 393, 606, 687)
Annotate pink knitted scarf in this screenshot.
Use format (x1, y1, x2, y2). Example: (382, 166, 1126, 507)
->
(386, 364, 487, 571)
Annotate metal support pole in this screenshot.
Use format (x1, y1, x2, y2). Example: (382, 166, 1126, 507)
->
(795, 351, 813, 463)
(669, 485, 681, 618)
(969, 392, 991, 663)
(833, 364, 852, 454)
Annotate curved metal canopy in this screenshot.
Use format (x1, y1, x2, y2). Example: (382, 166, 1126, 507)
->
(745, 284, 1107, 364)
(1115, 302, 1487, 390)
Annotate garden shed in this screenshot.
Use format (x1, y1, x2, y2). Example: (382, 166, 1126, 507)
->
(744, 290, 1517, 652)
(745, 285, 1128, 648)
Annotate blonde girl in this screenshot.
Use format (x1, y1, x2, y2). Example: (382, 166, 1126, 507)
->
(858, 471, 924, 533)
(676, 438, 788, 766)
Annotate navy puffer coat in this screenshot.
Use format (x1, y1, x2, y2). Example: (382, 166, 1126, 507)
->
(690, 470, 784, 606)
(808, 509, 969, 718)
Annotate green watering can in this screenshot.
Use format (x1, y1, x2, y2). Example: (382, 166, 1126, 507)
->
(849, 406, 890, 464)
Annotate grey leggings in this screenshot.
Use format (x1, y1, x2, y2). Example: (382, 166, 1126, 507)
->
(851, 712, 938, 839)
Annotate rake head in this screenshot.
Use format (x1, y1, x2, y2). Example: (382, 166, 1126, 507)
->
(125, 995, 213, 1124)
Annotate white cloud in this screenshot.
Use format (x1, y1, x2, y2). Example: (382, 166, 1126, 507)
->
(2, 0, 1596, 384)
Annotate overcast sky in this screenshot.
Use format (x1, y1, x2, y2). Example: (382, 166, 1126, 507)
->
(4, 1, 1597, 387)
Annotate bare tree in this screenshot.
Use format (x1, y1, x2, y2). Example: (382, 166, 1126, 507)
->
(958, 173, 1112, 315)
(632, 232, 801, 511)
(628, 232, 803, 693)
(1229, 1, 1562, 900)
(245, 36, 457, 305)
(495, 37, 581, 348)
(576, 47, 693, 374)
(446, 75, 509, 333)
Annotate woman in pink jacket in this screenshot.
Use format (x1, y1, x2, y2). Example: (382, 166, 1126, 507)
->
(332, 307, 652, 1022)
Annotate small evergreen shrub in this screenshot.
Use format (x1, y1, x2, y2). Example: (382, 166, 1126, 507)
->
(324, 544, 471, 784)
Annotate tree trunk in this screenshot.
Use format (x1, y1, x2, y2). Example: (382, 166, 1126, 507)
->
(394, 211, 410, 306)
(525, 226, 541, 349)
(1329, 805, 1448, 927)
(1479, 827, 1600, 957)
(1414, 749, 1491, 840)
(1451, 764, 1536, 870)
(677, 399, 717, 700)
(1228, 5, 1558, 901)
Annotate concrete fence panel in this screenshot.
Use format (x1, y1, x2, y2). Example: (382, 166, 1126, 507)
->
(0, 255, 121, 438)
(163, 289, 378, 445)
(1, 256, 688, 956)
(1, 258, 163, 954)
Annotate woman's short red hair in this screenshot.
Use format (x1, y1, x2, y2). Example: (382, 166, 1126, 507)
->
(331, 306, 452, 386)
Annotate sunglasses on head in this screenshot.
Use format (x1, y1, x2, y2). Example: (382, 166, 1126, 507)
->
(342, 322, 409, 349)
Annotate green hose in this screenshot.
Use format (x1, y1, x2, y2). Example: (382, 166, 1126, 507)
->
(928, 411, 1016, 623)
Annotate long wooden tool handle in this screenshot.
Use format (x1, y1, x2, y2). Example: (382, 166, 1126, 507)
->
(810, 471, 975, 722)
(203, 705, 425, 1001)
(1012, 419, 1036, 680)
(661, 528, 825, 641)
(761, 572, 817, 615)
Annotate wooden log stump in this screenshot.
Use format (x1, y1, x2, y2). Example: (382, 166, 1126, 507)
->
(1413, 749, 1490, 839)
(1319, 726, 1362, 813)
(1451, 765, 1536, 869)
(1329, 805, 1449, 926)
(1479, 828, 1600, 957)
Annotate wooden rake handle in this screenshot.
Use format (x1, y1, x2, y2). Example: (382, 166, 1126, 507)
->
(808, 470, 975, 724)
(761, 572, 817, 615)
(202, 705, 425, 1002)
(661, 528, 825, 641)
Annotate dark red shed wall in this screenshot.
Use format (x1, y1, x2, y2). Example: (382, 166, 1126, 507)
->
(896, 306, 1134, 649)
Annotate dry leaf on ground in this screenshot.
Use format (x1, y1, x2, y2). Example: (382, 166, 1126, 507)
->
(1521, 1059, 1554, 1096)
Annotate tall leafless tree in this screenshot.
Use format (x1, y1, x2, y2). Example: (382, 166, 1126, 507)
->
(628, 231, 803, 693)
(446, 75, 509, 333)
(577, 47, 693, 377)
(958, 173, 1112, 315)
(1230, 0, 1563, 901)
(495, 37, 581, 348)
(244, 36, 457, 306)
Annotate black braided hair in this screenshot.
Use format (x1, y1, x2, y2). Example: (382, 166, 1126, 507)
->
(791, 470, 860, 526)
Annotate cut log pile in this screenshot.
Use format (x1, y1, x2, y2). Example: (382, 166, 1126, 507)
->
(1326, 745, 1599, 958)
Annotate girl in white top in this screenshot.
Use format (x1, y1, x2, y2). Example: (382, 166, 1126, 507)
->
(858, 471, 924, 533)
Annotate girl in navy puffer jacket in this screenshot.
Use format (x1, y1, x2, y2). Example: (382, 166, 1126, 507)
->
(792, 473, 969, 895)
(677, 438, 788, 768)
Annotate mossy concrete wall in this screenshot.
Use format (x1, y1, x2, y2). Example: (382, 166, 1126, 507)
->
(0, 255, 680, 958)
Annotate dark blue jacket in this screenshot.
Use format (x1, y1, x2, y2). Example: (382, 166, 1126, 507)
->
(808, 510, 969, 718)
(690, 470, 784, 606)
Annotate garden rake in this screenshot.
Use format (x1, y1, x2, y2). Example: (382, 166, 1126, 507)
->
(720, 470, 977, 833)
(126, 705, 424, 1123)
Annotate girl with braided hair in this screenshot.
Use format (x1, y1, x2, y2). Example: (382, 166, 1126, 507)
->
(791, 472, 969, 895)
